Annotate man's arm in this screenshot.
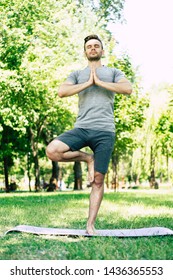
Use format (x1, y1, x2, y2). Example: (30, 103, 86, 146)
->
(58, 70, 94, 98)
(93, 68, 132, 95)
(58, 81, 90, 98)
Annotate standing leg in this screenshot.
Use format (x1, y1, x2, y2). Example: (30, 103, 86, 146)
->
(86, 171, 105, 235)
(85, 130, 115, 234)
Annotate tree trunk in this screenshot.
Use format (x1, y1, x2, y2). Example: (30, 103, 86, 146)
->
(50, 161, 59, 189)
(2, 124, 10, 192)
(111, 154, 119, 191)
(73, 162, 82, 190)
(166, 149, 170, 184)
(149, 146, 157, 188)
(28, 127, 41, 191)
(27, 152, 32, 192)
(3, 156, 9, 192)
(33, 154, 40, 191)
(106, 171, 109, 188)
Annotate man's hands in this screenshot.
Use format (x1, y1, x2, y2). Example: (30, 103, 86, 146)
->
(58, 66, 101, 98)
(58, 65, 98, 98)
(88, 65, 101, 87)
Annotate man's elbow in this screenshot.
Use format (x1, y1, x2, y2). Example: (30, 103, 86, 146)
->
(58, 88, 66, 98)
(127, 88, 133, 95)
(125, 85, 133, 95)
(58, 91, 64, 98)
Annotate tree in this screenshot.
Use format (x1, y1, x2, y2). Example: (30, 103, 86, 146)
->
(0, 0, 76, 190)
(108, 54, 148, 188)
(73, 162, 82, 190)
(155, 84, 173, 183)
(78, 0, 125, 23)
(129, 84, 172, 187)
(0, 0, 114, 190)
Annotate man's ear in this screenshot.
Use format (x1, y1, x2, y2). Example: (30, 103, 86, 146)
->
(101, 49, 105, 57)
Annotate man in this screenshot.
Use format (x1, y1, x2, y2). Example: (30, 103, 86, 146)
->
(46, 34, 132, 235)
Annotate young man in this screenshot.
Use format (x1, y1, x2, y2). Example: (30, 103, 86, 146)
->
(46, 34, 132, 235)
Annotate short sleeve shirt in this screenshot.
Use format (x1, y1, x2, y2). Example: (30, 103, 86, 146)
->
(66, 66, 124, 132)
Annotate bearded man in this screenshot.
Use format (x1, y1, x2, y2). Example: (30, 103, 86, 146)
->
(46, 34, 132, 235)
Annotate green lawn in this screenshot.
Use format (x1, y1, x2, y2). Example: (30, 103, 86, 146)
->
(0, 188, 173, 260)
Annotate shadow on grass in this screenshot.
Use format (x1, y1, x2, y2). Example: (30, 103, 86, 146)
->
(0, 190, 173, 234)
(104, 191, 173, 208)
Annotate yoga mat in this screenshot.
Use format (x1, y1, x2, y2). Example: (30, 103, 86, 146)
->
(5, 225, 173, 237)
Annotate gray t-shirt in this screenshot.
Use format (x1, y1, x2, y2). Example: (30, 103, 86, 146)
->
(66, 66, 124, 132)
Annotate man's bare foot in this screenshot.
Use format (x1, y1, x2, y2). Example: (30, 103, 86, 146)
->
(86, 224, 97, 235)
(87, 155, 94, 183)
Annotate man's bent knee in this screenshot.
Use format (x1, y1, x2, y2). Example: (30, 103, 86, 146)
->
(46, 147, 62, 161)
(93, 172, 105, 188)
(46, 140, 69, 161)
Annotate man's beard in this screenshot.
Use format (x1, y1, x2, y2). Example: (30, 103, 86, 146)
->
(86, 52, 102, 61)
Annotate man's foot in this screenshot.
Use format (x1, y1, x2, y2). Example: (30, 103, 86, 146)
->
(86, 224, 97, 235)
(87, 155, 94, 183)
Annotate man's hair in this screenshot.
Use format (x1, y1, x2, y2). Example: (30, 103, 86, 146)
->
(84, 34, 103, 50)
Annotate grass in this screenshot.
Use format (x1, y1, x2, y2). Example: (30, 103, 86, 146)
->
(0, 188, 173, 260)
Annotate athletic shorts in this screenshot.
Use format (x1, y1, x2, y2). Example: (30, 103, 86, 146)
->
(56, 128, 115, 174)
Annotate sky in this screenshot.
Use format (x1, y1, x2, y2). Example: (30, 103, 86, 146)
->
(108, 0, 173, 89)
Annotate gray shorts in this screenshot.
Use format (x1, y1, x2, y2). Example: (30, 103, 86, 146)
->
(56, 128, 115, 174)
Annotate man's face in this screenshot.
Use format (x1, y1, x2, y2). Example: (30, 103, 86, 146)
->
(84, 39, 104, 61)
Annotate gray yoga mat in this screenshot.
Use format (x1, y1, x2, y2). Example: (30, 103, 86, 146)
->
(5, 225, 173, 237)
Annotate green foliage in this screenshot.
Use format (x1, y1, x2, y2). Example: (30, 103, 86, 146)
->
(111, 54, 136, 83)
(129, 84, 173, 182)
(108, 55, 149, 163)
(155, 85, 173, 158)
(78, 0, 125, 23)
(0, 0, 120, 188)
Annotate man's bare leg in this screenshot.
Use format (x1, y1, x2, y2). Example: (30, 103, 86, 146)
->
(86, 172, 105, 235)
(46, 139, 104, 233)
(46, 139, 94, 182)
